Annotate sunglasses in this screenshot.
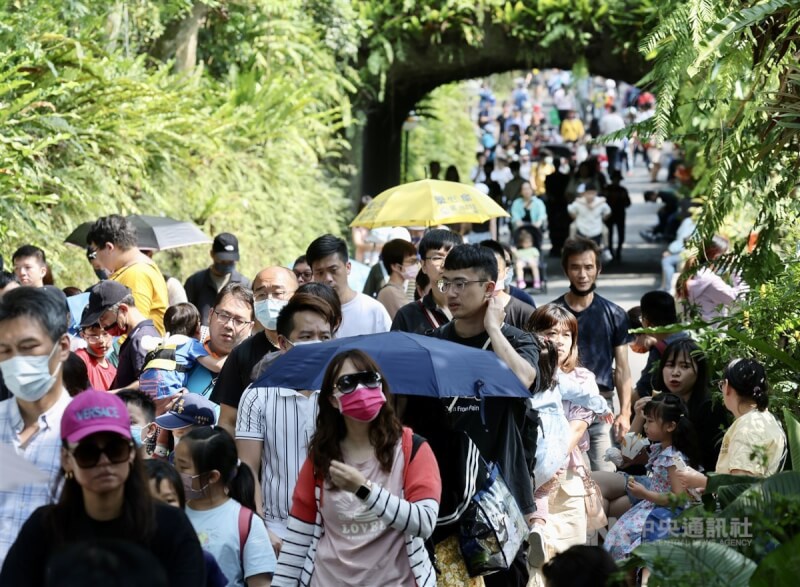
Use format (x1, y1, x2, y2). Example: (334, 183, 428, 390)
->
(70, 436, 134, 469)
(335, 371, 382, 394)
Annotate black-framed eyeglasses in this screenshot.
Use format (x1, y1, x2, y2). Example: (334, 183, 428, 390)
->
(86, 247, 98, 261)
(714, 379, 726, 391)
(294, 270, 313, 281)
(212, 309, 253, 329)
(436, 279, 488, 294)
(335, 371, 382, 394)
(70, 436, 134, 469)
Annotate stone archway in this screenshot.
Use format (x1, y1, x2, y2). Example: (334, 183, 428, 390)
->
(358, 21, 649, 198)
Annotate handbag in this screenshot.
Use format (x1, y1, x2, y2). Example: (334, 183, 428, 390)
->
(458, 462, 528, 577)
(580, 470, 608, 531)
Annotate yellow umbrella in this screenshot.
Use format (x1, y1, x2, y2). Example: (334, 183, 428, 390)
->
(349, 179, 510, 229)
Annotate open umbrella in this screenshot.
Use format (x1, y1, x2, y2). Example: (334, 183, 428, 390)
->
(0, 445, 49, 490)
(65, 214, 212, 251)
(349, 179, 509, 229)
(253, 331, 530, 398)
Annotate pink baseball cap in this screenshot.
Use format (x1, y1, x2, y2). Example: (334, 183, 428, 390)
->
(61, 390, 132, 444)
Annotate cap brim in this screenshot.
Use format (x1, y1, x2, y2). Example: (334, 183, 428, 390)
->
(79, 308, 105, 329)
(65, 423, 132, 444)
(213, 252, 239, 261)
(154, 413, 194, 430)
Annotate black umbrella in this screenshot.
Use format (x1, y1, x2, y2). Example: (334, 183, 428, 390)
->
(65, 214, 212, 251)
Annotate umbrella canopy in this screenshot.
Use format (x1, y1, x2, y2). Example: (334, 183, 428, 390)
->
(0, 445, 49, 491)
(65, 214, 212, 251)
(253, 331, 531, 399)
(349, 179, 510, 229)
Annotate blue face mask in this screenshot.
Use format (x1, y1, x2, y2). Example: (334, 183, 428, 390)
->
(130, 425, 144, 448)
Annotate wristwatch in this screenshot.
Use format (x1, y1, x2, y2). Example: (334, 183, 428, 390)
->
(355, 479, 372, 500)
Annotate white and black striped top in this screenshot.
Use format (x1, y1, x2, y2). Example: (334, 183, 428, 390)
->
(235, 386, 319, 533)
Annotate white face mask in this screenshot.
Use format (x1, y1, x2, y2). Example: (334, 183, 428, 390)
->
(503, 269, 514, 290)
(0, 343, 61, 402)
(287, 339, 324, 347)
(254, 298, 287, 330)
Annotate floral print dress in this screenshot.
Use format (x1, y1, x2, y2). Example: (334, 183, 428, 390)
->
(604, 443, 685, 561)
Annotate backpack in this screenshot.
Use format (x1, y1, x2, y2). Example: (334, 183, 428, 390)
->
(138, 337, 193, 399)
(238, 505, 254, 571)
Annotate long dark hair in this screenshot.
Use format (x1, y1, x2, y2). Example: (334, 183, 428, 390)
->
(182, 427, 257, 512)
(309, 350, 403, 479)
(48, 436, 154, 546)
(651, 338, 710, 417)
(644, 393, 701, 468)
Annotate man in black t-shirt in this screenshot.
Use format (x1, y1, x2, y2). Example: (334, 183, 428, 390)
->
(403, 244, 538, 587)
(551, 237, 633, 472)
(210, 266, 297, 434)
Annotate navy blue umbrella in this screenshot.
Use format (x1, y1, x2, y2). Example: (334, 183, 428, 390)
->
(253, 331, 531, 398)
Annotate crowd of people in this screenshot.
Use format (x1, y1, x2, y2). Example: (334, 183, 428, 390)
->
(0, 73, 787, 587)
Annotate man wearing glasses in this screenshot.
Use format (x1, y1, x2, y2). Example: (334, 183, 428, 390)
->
(0, 287, 72, 566)
(391, 229, 463, 335)
(401, 244, 540, 587)
(211, 266, 297, 434)
(81, 280, 160, 390)
(86, 215, 169, 335)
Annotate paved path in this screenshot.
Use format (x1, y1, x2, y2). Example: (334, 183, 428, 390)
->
(530, 163, 670, 401)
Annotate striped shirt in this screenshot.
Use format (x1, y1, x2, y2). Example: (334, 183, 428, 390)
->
(235, 385, 318, 537)
(0, 389, 71, 565)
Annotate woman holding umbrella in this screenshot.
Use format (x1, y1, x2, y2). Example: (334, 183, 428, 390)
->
(273, 349, 441, 587)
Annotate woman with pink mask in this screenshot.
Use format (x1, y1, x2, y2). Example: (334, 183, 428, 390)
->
(273, 350, 441, 587)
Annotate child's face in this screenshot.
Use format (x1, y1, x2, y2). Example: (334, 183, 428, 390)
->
(519, 235, 533, 249)
(149, 478, 181, 507)
(661, 351, 697, 396)
(81, 326, 112, 356)
(583, 190, 597, 204)
(643, 414, 665, 442)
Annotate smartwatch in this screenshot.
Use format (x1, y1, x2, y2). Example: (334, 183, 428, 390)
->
(355, 479, 373, 500)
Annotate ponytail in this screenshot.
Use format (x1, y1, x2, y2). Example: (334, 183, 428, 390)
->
(183, 426, 257, 510)
(227, 459, 257, 512)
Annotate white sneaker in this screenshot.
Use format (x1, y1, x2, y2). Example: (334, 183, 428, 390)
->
(527, 526, 547, 569)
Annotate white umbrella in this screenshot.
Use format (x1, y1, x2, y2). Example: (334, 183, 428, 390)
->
(0, 444, 49, 490)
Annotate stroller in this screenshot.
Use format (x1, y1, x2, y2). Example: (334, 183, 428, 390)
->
(512, 225, 548, 294)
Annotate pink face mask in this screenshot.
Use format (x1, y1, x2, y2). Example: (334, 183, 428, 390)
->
(336, 384, 386, 422)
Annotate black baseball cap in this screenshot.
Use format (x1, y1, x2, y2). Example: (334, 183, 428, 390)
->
(212, 233, 240, 261)
(80, 281, 131, 328)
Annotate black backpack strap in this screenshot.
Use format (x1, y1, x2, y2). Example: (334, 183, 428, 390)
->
(410, 433, 426, 462)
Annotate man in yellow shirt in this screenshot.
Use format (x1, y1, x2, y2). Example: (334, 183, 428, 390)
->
(560, 110, 585, 143)
(86, 215, 168, 334)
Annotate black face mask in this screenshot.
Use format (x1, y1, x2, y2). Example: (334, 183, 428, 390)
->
(569, 282, 597, 297)
(94, 268, 110, 281)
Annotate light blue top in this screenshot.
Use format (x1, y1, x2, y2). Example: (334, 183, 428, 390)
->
(528, 368, 610, 488)
(510, 196, 547, 226)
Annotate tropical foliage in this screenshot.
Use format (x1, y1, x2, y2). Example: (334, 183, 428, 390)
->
(0, 1, 351, 285)
(640, 0, 800, 414)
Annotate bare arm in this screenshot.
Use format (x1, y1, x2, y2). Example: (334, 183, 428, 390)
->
(218, 404, 237, 436)
(237, 439, 264, 518)
(197, 354, 226, 373)
(613, 344, 632, 440)
(567, 420, 590, 453)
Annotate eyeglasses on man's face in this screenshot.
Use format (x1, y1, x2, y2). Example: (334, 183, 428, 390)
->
(436, 279, 488, 294)
(212, 309, 252, 329)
